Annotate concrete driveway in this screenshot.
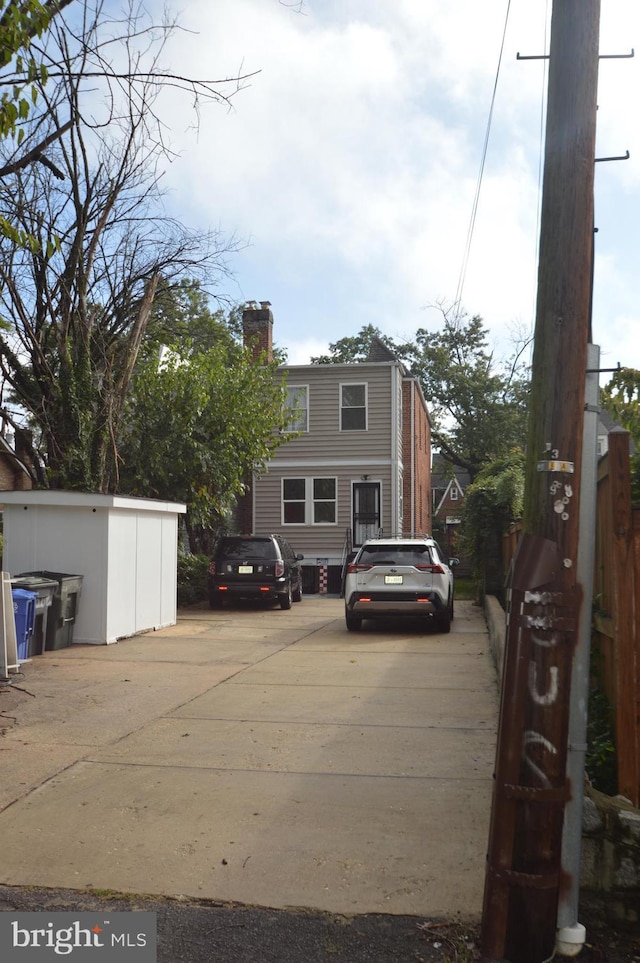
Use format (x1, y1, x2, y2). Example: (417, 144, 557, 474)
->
(0, 596, 498, 921)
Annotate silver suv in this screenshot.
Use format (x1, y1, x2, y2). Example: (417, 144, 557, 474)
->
(344, 537, 457, 633)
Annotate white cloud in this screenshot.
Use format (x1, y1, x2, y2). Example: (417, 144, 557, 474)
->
(145, 0, 640, 373)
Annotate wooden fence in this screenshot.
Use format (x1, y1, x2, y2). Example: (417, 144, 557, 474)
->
(502, 429, 640, 806)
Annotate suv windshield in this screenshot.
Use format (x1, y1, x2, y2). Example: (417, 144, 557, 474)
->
(357, 544, 435, 566)
(216, 538, 277, 560)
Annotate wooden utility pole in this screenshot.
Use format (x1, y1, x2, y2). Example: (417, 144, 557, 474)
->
(481, 2, 600, 961)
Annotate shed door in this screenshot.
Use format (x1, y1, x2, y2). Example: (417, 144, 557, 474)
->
(353, 482, 381, 546)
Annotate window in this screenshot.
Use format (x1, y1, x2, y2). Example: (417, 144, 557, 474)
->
(282, 477, 337, 525)
(285, 385, 308, 432)
(340, 383, 367, 431)
(313, 477, 336, 523)
(283, 478, 306, 523)
(450, 487, 458, 501)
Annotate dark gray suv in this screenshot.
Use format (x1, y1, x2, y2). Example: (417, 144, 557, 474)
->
(208, 534, 304, 610)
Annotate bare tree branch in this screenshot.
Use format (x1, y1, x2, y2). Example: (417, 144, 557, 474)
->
(0, 0, 241, 490)
(0, 119, 72, 177)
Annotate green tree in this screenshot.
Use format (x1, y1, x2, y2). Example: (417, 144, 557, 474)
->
(311, 324, 414, 366)
(0, 0, 75, 245)
(601, 367, 640, 444)
(143, 280, 240, 362)
(0, 2, 240, 490)
(411, 312, 529, 480)
(601, 367, 640, 506)
(118, 328, 291, 553)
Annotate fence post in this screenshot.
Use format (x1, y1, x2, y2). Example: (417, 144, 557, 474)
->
(608, 428, 639, 806)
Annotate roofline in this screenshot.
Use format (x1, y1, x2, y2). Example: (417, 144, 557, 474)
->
(278, 359, 406, 372)
(0, 434, 32, 478)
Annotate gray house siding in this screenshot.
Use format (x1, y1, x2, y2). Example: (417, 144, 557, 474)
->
(252, 362, 403, 568)
(253, 466, 393, 563)
(280, 364, 396, 460)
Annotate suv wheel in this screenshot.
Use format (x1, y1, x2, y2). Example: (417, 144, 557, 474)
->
(209, 593, 223, 610)
(345, 609, 362, 632)
(280, 583, 293, 610)
(436, 602, 452, 634)
(292, 577, 303, 603)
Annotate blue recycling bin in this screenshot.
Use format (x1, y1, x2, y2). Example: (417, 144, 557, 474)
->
(11, 576, 58, 656)
(12, 588, 37, 661)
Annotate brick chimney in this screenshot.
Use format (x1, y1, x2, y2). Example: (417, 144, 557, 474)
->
(242, 301, 274, 362)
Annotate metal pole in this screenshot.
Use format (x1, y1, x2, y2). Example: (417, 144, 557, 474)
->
(556, 343, 600, 956)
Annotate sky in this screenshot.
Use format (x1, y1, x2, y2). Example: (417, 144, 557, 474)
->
(146, 0, 640, 376)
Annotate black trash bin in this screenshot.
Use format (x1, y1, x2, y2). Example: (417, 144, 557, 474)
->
(18, 571, 83, 650)
(11, 575, 58, 656)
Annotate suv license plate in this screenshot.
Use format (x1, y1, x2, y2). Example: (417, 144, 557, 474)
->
(238, 565, 253, 574)
(385, 575, 403, 584)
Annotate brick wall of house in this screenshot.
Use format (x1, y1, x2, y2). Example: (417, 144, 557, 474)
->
(0, 455, 33, 491)
(0, 459, 15, 489)
(402, 379, 431, 536)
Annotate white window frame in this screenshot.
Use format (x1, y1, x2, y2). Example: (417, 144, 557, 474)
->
(284, 385, 309, 432)
(340, 382, 368, 431)
(282, 476, 338, 526)
(282, 477, 306, 524)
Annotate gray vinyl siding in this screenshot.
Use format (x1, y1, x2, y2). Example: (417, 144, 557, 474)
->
(276, 363, 397, 461)
(253, 362, 403, 563)
(253, 465, 393, 562)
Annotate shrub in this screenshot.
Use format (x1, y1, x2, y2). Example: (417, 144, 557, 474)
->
(177, 552, 209, 607)
(460, 450, 525, 600)
(586, 684, 618, 796)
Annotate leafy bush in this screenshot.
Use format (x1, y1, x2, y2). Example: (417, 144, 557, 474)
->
(586, 685, 618, 796)
(460, 450, 525, 599)
(177, 552, 209, 607)
(631, 451, 640, 507)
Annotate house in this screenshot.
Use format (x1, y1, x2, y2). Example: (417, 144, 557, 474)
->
(431, 454, 471, 574)
(0, 431, 33, 492)
(597, 409, 636, 457)
(240, 303, 433, 591)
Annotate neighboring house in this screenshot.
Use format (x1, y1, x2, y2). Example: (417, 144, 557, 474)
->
(240, 303, 432, 589)
(597, 409, 637, 457)
(431, 454, 471, 574)
(0, 432, 33, 492)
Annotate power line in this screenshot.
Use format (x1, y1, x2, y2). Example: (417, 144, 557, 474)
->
(454, 1, 512, 316)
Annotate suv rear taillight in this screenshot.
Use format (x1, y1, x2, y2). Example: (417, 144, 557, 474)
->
(275, 560, 285, 577)
(209, 561, 216, 575)
(347, 563, 373, 573)
(415, 564, 445, 574)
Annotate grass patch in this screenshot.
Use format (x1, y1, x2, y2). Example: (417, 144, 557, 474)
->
(454, 578, 475, 600)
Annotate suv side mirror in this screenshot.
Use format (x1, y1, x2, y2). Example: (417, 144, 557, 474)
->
(296, 553, 305, 561)
(449, 557, 460, 567)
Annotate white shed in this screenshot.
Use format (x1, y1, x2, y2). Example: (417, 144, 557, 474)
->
(1, 490, 186, 645)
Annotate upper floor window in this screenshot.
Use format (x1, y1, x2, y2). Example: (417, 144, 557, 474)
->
(450, 487, 458, 501)
(285, 385, 308, 432)
(340, 383, 367, 431)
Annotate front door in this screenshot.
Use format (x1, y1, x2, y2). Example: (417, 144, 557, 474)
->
(353, 482, 381, 546)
